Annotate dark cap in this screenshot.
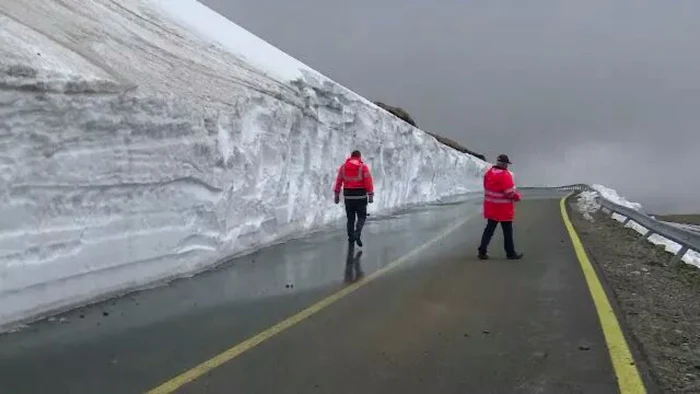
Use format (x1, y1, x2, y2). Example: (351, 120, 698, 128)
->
(497, 154, 512, 164)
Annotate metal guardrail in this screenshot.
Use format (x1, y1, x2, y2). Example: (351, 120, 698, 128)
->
(519, 184, 588, 193)
(537, 183, 700, 266)
(662, 221, 700, 234)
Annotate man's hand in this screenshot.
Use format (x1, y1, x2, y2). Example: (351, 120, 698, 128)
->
(334, 193, 340, 204)
(368, 194, 374, 204)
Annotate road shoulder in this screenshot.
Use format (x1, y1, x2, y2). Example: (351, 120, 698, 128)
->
(567, 194, 700, 393)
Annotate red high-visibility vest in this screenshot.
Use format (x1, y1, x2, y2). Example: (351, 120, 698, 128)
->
(483, 166, 521, 221)
(333, 157, 374, 196)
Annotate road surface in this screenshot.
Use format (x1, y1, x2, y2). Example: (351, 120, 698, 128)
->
(0, 194, 641, 393)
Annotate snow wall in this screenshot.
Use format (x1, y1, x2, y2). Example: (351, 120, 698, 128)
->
(0, 0, 488, 330)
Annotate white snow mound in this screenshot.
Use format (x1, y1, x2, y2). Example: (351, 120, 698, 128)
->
(590, 184, 643, 211)
(0, 0, 488, 329)
(576, 187, 700, 269)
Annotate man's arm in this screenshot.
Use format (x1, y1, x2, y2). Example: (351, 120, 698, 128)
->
(363, 164, 374, 203)
(502, 173, 521, 202)
(333, 165, 344, 203)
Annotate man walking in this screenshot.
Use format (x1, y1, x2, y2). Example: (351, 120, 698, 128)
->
(334, 150, 374, 247)
(478, 154, 524, 260)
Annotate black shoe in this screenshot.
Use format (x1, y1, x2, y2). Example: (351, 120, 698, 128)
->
(354, 230, 363, 247)
(507, 253, 523, 260)
(478, 251, 489, 260)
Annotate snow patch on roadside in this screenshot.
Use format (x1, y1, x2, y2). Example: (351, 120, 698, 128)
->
(590, 184, 643, 211)
(576, 188, 700, 268)
(575, 191, 601, 221)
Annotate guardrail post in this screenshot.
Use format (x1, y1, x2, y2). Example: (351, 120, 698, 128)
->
(638, 229, 655, 243)
(622, 217, 632, 226)
(669, 245, 689, 267)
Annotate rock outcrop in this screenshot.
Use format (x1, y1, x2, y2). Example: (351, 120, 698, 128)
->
(373, 101, 486, 161)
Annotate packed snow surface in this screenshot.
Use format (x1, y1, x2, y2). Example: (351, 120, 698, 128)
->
(0, 0, 488, 330)
(576, 186, 700, 268)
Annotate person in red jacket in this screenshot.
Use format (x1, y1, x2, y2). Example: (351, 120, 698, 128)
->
(478, 154, 524, 260)
(334, 150, 374, 247)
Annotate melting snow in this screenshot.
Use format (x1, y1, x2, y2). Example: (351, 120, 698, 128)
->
(589, 184, 643, 211)
(576, 190, 600, 221)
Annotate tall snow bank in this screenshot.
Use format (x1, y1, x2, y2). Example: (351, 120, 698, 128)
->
(0, 0, 488, 329)
(575, 187, 700, 268)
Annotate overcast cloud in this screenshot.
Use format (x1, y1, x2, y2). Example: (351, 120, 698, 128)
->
(201, 0, 699, 214)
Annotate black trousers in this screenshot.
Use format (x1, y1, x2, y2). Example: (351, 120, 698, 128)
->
(478, 219, 516, 256)
(344, 198, 368, 241)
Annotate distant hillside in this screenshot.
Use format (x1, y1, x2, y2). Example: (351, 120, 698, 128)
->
(373, 101, 486, 161)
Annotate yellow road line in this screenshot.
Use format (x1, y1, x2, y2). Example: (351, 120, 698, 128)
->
(559, 195, 646, 394)
(145, 214, 473, 394)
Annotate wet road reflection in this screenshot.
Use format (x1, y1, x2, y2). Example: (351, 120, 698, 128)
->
(0, 196, 482, 394)
(344, 245, 364, 284)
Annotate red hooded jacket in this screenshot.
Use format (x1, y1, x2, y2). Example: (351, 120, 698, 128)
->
(483, 165, 521, 221)
(334, 157, 374, 198)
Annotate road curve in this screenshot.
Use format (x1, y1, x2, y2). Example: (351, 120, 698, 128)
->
(0, 195, 635, 393)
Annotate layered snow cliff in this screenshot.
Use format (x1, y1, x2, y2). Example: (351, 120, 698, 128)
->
(0, 0, 487, 329)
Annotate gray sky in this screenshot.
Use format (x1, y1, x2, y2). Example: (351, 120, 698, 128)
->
(200, 0, 699, 214)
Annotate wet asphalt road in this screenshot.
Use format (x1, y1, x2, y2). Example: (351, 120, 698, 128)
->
(0, 194, 620, 394)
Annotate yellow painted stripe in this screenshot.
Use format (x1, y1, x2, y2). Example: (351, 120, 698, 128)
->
(145, 214, 473, 394)
(559, 195, 647, 394)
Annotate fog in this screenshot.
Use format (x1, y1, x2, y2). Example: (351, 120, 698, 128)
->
(201, 0, 700, 214)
